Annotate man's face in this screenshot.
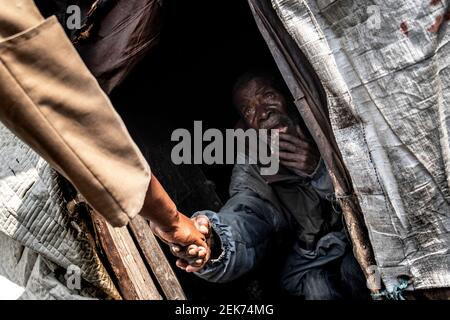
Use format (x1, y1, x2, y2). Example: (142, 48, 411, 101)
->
(233, 77, 296, 132)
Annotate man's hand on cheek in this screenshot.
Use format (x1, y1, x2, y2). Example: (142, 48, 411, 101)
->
(169, 215, 212, 273)
(279, 125, 320, 176)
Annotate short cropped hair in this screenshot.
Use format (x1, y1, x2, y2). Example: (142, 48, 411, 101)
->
(232, 70, 301, 124)
(231, 70, 289, 107)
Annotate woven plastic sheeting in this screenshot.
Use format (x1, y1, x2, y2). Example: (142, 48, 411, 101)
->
(270, 0, 449, 290)
(0, 123, 119, 299)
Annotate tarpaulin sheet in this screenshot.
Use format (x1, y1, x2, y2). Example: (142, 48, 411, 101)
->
(0, 123, 119, 299)
(269, 0, 449, 290)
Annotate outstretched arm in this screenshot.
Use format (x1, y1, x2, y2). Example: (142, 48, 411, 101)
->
(0, 0, 208, 253)
(143, 175, 208, 249)
(171, 191, 287, 283)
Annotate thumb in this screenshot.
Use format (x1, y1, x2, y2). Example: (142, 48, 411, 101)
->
(296, 125, 312, 143)
(189, 224, 208, 248)
(192, 235, 208, 249)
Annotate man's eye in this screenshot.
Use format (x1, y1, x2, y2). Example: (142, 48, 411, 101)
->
(265, 92, 275, 99)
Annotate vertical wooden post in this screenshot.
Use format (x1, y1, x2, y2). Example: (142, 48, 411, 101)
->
(129, 216, 186, 300)
(91, 212, 162, 300)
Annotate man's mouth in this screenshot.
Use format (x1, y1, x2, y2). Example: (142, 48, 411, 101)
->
(260, 113, 279, 129)
(260, 112, 288, 130)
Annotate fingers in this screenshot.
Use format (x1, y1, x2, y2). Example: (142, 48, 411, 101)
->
(295, 125, 308, 140)
(176, 258, 205, 273)
(186, 234, 207, 250)
(171, 244, 202, 258)
(168, 215, 212, 273)
(176, 259, 188, 271)
(189, 215, 211, 249)
(171, 243, 208, 264)
(185, 264, 204, 273)
(197, 246, 207, 259)
(296, 125, 316, 144)
(170, 244, 182, 255)
(279, 141, 300, 153)
(279, 133, 310, 148)
(279, 151, 305, 162)
(191, 231, 208, 249)
(279, 132, 299, 144)
(279, 126, 288, 134)
(280, 160, 302, 170)
(280, 161, 309, 176)
(279, 133, 311, 159)
(193, 215, 210, 236)
(187, 244, 200, 257)
(173, 249, 207, 273)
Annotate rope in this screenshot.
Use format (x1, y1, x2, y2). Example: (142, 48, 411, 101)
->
(371, 278, 410, 300)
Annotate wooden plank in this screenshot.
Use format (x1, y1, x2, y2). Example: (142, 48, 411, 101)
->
(129, 215, 186, 300)
(91, 211, 162, 300)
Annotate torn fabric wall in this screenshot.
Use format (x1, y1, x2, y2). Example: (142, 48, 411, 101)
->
(0, 123, 119, 299)
(269, 0, 449, 291)
(76, 0, 162, 94)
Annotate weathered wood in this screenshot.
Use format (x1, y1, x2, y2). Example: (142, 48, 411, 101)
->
(91, 211, 162, 300)
(129, 215, 186, 300)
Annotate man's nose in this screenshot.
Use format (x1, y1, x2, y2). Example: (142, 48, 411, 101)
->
(259, 109, 269, 120)
(258, 105, 272, 120)
(248, 96, 271, 120)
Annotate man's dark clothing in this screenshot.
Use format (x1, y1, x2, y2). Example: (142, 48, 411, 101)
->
(193, 160, 369, 300)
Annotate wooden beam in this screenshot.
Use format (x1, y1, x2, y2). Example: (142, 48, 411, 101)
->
(91, 212, 162, 300)
(129, 215, 186, 300)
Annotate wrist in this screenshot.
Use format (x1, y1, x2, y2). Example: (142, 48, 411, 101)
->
(157, 208, 180, 233)
(140, 174, 180, 231)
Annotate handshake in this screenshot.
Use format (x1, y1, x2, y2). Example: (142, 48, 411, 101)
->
(150, 214, 213, 273)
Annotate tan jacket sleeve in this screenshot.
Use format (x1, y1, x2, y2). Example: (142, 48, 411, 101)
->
(0, 0, 152, 227)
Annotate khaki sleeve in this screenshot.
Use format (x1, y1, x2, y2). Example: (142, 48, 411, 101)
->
(0, 0, 151, 227)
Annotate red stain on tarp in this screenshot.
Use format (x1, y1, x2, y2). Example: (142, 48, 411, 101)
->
(428, 14, 444, 32)
(400, 22, 409, 36)
(427, 0, 450, 33)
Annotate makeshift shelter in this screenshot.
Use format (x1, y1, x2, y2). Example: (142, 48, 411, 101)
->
(0, 0, 448, 299)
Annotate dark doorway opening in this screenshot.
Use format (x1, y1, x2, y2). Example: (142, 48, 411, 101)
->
(111, 0, 286, 299)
